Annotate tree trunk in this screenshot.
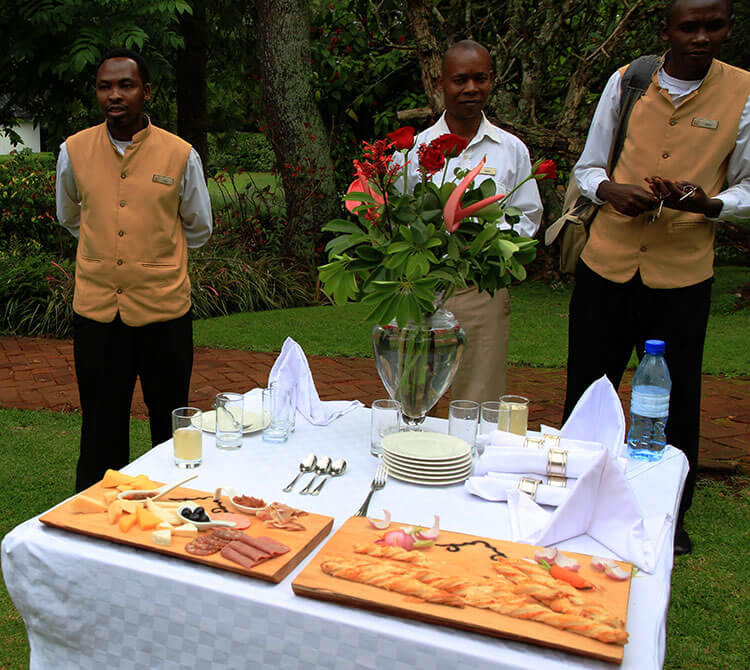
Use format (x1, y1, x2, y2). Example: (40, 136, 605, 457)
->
(176, 0, 208, 171)
(405, 0, 444, 115)
(254, 0, 338, 258)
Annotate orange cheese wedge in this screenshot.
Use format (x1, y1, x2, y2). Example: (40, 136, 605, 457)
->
(118, 512, 138, 533)
(107, 500, 123, 525)
(136, 505, 161, 531)
(101, 469, 137, 488)
(71, 495, 107, 514)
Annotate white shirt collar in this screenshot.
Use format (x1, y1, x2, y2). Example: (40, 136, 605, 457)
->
(427, 112, 503, 149)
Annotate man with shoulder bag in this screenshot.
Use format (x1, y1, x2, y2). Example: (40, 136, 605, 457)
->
(559, 0, 750, 556)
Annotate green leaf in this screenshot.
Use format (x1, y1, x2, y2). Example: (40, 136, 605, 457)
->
(385, 241, 412, 254)
(469, 224, 498, 256)
(503, 206, 522, 217)
(393, 205, 417, 223)
(439, 182, 456, 206)
(355, 246, 383, 262)
(325, 233, 368, 257)
(323, 219, 364, 234)
(343, 191, 376, 204)
(496, 238, 520, 260)
(479, 178, 496, 198)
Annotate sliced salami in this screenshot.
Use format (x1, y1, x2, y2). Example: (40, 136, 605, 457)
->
(185, 538, 223, 556)
(212, 528, 245, 541)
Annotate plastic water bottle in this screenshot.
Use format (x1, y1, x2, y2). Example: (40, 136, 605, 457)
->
(627, 339, 671, 461)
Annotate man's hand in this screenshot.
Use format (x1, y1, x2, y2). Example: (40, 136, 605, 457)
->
(596, 180, 659, 217)
(645, 177, 723, 218)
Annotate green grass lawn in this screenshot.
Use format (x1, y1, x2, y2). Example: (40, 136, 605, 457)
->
(194, 265, 750, 376)
(0, 409, 745, 669)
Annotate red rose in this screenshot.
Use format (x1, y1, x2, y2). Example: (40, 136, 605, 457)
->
(534, 159, 557, 180)
(431, 133, 468, 159)
(386, 126, 415, 151)
(418, 142, 446, 175)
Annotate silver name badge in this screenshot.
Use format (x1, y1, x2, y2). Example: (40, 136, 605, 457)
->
(152, 174, 175, 185)
(691, 118, 718, 129)
(479, 166, 497, 176)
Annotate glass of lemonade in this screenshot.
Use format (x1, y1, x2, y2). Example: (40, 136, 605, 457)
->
(172, 407, 203, 468)
(498, 395, 529, 436)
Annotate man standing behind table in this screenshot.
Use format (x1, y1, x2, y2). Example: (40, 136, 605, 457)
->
(401, 40, 543, 403)
(563, 0, 749, 555)
(56, 48, 213, 491)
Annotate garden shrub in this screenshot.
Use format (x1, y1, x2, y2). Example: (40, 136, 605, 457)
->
(207, 132, 276, 173)
(0, 149, 75, 257)
(0, 250, 74, 337)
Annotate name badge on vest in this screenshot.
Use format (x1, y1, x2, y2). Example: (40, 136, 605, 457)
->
(479, 166, 497, 176)
(152, 174, 175, 185)
(691, 117, 718, 130)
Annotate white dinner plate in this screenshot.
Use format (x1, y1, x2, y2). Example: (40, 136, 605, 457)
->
(383, 449, 473, 469)
(386, 467, 472, 486)
(383, 454, 473, 476)
(385, 464, 473, 483)
(195, 410, 269, 435)
(381, 431, 471, 462)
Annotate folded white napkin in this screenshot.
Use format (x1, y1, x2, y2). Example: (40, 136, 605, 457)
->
(267, 337, 363, 426)
(475, 446, 600, 478)
(476, 430, 602, 452)
(506, 376, 671, 573)
(466, 475, 570, 506)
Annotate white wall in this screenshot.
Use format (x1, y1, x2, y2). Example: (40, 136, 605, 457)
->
(0, 121, 41, 154)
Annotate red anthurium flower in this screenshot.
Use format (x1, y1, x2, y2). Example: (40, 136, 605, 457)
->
(431, 133, 468, 159)
(345, 169, 385, 214)
(418, 142, 446, 175)
(534, 159, 557, 180)
(386, 126, 415, 151)
(443, 156, 505, 233)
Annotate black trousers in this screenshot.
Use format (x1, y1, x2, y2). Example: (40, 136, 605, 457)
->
(73, 310, 193, 491)
(563, 261, 712, 522)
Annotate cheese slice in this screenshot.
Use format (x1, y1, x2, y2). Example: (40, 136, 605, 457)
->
(152, 529, 172, 546)
(119, 499, 144, 515)
(107, 500, 124, 524)
(118, 512, 138, 533)
(172, 523, 198, 539)
(136, 505, 161, 531)
(156, 521, 174, 530)
(71, 495, 107, 514)
(103, 490, 120, 505)
(100, 469, 136, 488)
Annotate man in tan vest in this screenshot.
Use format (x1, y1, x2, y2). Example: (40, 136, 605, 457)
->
(563, 0, 749, 555)
(56, 48, 213, 491)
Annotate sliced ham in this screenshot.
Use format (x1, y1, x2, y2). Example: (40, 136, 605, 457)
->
(239, 535, 290, 556)
(225, 539, 270, 562)
(221, 544, 263, 569)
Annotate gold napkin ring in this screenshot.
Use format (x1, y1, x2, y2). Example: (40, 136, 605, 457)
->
(547, 474, 567, 488)
(542, 435, 561, 449)
(523, 437, 544, 449)
(518, 476, 543, 500)
(547, 448, 568, 477)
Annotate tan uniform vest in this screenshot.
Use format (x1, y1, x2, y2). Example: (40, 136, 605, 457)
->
(66, 122, 192, 326)
(582, 58, 750, 288)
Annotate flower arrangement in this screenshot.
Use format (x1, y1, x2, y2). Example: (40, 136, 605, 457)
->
(319, 127, 555, 326)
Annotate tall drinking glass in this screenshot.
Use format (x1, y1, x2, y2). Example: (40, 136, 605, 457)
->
(449, 400, 480, 454)
(172, 407, 202, 468)
(216, 392, 244, 449)
(499, 395, 529, 435)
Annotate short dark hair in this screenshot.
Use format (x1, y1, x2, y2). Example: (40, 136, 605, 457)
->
(442, 40, 490, 74)
(664, 0, 733, 24)
(97, 48, 150, 84)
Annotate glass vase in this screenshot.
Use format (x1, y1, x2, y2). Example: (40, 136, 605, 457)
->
(371, 307, 466, 430)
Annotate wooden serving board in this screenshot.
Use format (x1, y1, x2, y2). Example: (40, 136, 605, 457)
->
(40, 481, 333, 584)
(293, 517, 633, 664)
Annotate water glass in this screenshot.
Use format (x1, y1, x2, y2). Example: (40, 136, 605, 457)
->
(215, 392, 244, 449)
(262, 383, 292, 443)
(449, 400, 479, 453)
(478, 401, 503, 456)
(172, 407, 202, 468)
(370, 399, 401, 456)
(499, 395, 529, 436)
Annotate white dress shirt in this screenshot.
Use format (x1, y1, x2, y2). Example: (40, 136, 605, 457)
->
(56, 126, 213, 248)
(574, 66, 750, 222)
(399, 112, 543, 238)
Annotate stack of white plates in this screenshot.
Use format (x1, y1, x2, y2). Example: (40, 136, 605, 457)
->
(381, 432, 473, 486)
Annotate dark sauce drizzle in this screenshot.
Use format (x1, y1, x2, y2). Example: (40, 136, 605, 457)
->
(435, 539, 507, 560)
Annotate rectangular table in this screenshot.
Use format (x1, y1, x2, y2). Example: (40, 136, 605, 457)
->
(2, 405, 687, 669)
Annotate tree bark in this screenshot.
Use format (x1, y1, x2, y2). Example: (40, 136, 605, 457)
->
(254, 0, 338, 257)
(176, 0, 208, 171)
(405, 0, 444, 115)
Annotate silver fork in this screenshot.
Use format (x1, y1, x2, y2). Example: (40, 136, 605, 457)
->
(354, 461, 388, 517)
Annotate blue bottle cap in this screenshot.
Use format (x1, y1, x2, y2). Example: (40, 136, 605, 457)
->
(644, 339, 665, 355)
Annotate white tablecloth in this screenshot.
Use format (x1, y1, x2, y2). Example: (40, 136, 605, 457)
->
(2, 406, 688, 669)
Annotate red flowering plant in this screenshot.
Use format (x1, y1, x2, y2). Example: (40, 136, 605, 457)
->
(319, 127, 554, 326)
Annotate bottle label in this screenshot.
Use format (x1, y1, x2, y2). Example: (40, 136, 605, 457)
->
(631, 385, 670, 418)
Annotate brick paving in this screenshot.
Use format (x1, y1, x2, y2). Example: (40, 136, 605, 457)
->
(1, 336, 748, 473)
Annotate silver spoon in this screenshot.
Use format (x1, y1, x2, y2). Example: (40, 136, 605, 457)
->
(282, 453, 317, 492)
(299, 456, 331, 495)
(310, 458, 347, 496)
